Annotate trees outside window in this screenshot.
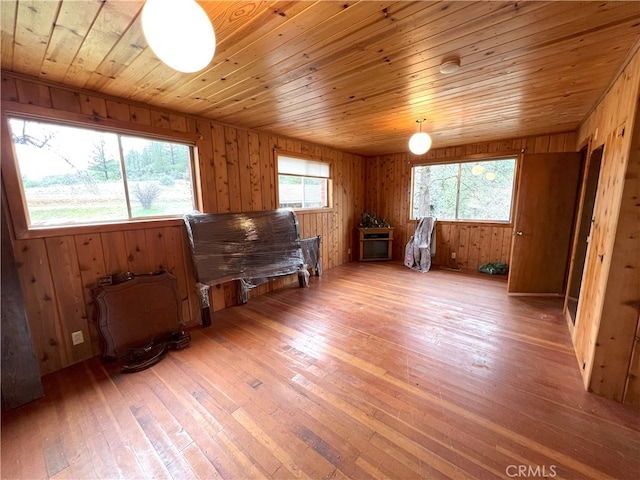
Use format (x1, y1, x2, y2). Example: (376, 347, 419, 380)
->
(411, 158, 516, 222)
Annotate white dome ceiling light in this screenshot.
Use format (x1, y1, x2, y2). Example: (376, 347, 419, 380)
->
(142, 0, 216, 73)
(439, 57, 461, 75)
(408, 119, 432, 155)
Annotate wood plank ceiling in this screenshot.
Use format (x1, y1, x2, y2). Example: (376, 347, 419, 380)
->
(2, 1, 640, 156)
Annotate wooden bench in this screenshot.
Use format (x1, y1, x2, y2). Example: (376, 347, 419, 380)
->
(184, 210, 321, 326)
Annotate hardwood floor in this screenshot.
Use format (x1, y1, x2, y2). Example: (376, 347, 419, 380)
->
(2, 262, 639, 480)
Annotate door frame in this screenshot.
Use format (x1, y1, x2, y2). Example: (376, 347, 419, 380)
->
(563, 141, 604, 331)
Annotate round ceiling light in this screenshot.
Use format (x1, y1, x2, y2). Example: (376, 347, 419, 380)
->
(439, 57, 461, 75)
(409, 119, 432, 155)
(142, 0, 216, 73)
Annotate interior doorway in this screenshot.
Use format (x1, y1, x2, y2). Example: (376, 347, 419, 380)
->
(565, 145, 604, 324)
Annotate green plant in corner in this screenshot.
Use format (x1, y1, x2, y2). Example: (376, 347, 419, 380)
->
(359, 211, 391, 228)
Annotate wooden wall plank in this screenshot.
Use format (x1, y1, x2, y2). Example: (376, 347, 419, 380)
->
(1, 75, 19, 102)
(321, 212, 329, 271)
(501, 230, 512, 264)
(196, 119, 217, 213)
(45, 236, 92, 364)
(327, 212, 337, 268)
(213, 124, 231, 213)
(333, 149, 345, 264)
(163, 226, 188, 302)
(237, 129, 253, 212)
(439, 224, 451, 267)
(457, 226, 470, 269)
(49, 87, 81, 113)
(15, 78, 52, 107)
(129, 105, 152, 126)
(100, 231, 129, 275)
(225, 127, 243, 213)
(478, 227, 493, 267)
(490, 227, 504, 263)
(79, 94, 107, 118)
(248, 131, 263, 212)
(259, 132, 275, 210)
(534, 135, 551, 153)
(468, 226, 481, 270)
(105, 100, 130, 122)
(144, 228, 168, 273)
(169, 114, 187, 133)
(148, 109, 176, 130)
(181, 226, 205, 324)
(124, 229, 150, 273)
(74, 233, 106, 356)
(13, 238, 64, 374)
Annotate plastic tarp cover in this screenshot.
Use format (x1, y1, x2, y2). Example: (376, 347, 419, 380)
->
(300, 235, 322, 275)
(184, 210, 305, 286)
(404, 217, 436, 273)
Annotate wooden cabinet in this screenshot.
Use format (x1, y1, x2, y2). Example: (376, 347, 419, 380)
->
(356, 227, 394, 261)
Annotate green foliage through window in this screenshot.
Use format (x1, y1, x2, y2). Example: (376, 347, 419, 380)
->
(411, 158, 516, 222)
(8, 117, 196, 227)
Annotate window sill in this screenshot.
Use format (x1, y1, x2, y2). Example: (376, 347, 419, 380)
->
(13, 217, 186, 240)
(288, 207, 334, 215)
(409, 219, 513, 228)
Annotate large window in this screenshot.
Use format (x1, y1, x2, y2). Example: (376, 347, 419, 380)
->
(8, 117, 196, 227)
(411, 157, 516, 222)
(277, 153, 331, 209)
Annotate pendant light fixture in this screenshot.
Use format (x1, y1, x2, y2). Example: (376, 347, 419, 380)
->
(408, 119, 432, 155)
(142, 0, 216, 73)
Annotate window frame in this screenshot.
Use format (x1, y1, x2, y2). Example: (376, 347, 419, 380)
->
(409, 154, 519, 224)
(275, 150, 333, 212)
(1, 103, 203, 239)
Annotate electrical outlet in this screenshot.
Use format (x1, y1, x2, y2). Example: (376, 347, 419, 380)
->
(71, 330, 84, 346)
(451, 252, 456, 259)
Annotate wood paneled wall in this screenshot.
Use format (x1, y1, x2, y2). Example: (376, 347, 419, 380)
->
(365, 132, 577, 270)
(573, 44, 640, 404)
(0, 73, 365, 376)
(432, 222, 512, 270)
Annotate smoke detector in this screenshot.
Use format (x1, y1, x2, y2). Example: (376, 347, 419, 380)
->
(439, 57, 461, 74)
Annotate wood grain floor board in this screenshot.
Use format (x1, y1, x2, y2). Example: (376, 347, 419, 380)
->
(2, 262, 639, 479)
(82, 360, 170, 480)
